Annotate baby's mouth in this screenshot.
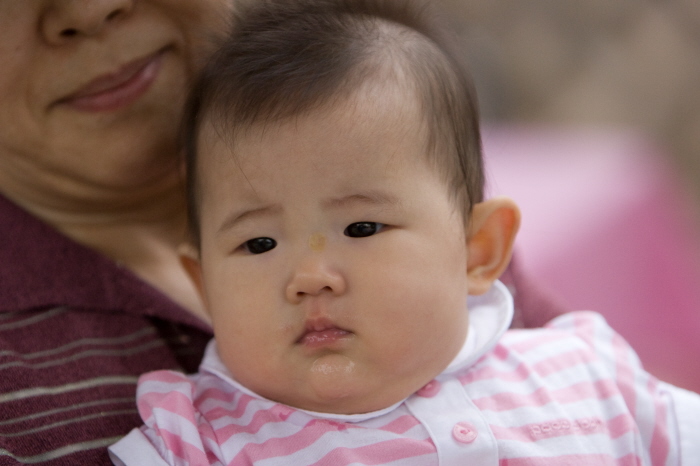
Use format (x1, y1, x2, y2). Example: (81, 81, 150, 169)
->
(297, 317, 352, 348)
(299, 328, 352, 347)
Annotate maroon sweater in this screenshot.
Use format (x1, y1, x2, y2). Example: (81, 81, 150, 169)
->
(0, 194, 212, 465)
(0, 193, 565, 465)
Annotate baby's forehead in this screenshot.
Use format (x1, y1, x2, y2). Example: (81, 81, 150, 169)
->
(193, 92, 452, 209)
(198, 79, 430, 162)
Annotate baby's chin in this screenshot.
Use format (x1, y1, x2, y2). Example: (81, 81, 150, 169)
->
(273, 353, 422, 415)
(307, 354, 358, 408)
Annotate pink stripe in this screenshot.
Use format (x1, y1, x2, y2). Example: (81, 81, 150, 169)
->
(195, 385, 238, 405)
(491, 343, 511, 361)
(138, 385, 225, 446)
(472, 384, 552, 412)
(200, 395, 255, 422)
(229, 419, 342, 463)
(606, 413, 639, 440)
(194, 385, 240, 412)
(500, 452, 640, 466)
(530, 349, 598, 377)
(140, 370, 191, 385)
(459, 357, 532, 385)
(460, 347, 597, 386)
(568, 312, 603, 335)
(563, 313, 595, 347)
(221, 405, 420, 459)
(197, 416, 219, 446)
(137, 371, 195, 420)
(504, 331, 573, 354)
(213, 405, 322, 444)
(309, 438, 435, 466)
(489, 423, 535, 442)
(610, 333, 638, 419)
(647, 377, 671, 465)
(473, 378, 620, 412)
(200, 394, 255, 422)
(206, 450, 220, 464)
(154, 426, 210, 464)
(138, 389, 197, 424)
(377, 414, 423, 435)
(142, 387, 243, 446)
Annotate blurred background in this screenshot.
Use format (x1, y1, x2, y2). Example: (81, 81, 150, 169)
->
(444, 0, 700, 193)
(439, 0, 700, 391)
(445, 0, 700, 194)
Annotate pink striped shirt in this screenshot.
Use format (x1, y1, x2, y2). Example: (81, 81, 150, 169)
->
(110, 284, 700, 465)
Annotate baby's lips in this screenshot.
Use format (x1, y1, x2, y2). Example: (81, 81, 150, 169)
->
(298, 327, 352, 348)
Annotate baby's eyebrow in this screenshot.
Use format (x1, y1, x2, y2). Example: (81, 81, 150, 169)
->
(217, 205, 281, 234)
(325, 191, 402, 209)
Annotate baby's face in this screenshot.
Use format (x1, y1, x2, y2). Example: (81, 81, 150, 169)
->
(194, 85, 471, 414)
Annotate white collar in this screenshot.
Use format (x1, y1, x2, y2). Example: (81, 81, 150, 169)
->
(200, 280, 514, 422)
(443, 279, 514, 375)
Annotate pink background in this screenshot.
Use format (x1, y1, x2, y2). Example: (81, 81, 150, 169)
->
(484, 127, 700, 393)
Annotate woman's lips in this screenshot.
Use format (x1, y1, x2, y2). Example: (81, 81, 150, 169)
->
(59, 49, 166, 112)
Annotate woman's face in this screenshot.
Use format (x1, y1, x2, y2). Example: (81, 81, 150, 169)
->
(0, 0, 233, 197)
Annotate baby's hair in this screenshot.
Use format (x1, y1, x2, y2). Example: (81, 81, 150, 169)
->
(184, 0, 484, 246)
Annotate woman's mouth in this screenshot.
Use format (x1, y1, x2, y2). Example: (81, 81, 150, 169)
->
(58, 48, 167, 112)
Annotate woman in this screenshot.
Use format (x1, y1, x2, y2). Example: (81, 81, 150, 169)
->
(0, 1, 231, 464)
(0, 1, 564, 464)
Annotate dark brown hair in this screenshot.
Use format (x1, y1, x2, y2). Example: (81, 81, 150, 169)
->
(184, 0, 484, 245)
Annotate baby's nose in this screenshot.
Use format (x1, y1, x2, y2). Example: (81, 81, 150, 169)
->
(284, 257, 346, 303)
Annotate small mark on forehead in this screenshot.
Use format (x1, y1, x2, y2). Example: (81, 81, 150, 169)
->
(309, 233, 326, 252)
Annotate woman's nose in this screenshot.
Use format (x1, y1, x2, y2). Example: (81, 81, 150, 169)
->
(41, 0, 134, 44)
(285, 258, 347, 304)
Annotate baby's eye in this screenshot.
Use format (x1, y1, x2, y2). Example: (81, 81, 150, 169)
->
(242, 237, 277, 254)
(344, 222, 384, 238)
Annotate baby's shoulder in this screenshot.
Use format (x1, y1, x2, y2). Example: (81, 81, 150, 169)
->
(463, 311, 639, 390)
(457, 311, 698, 464)
(501, 310, 628, 365)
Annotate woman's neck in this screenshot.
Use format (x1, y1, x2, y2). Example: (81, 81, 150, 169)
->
(0, 170, 209, 323)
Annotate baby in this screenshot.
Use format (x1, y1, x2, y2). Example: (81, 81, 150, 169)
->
(110, 0, 700, 464)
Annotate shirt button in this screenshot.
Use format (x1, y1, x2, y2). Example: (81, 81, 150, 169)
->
(453, 422, 478, 444)
(416, 380, 441, 397)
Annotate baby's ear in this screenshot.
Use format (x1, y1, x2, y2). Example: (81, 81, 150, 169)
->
(179, 243, 207, 308)
(466, 197, 521, 295)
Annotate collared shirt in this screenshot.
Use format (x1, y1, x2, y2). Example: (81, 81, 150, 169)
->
(0, 193, 211, 465)
(110, 281, 700, 465)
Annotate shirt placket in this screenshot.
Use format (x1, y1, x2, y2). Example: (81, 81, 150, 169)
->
(406, 377, 498, 465)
